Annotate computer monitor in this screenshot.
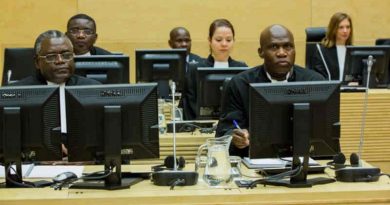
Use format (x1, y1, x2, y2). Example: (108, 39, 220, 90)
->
(135, 49, 186, 98)
(249, 81, 340, 159)
(0, 85, 62, 188)
(2, 48, 35, 86)
(249, 81, 340, 187)
(74, 55, 129, 84)
(65, 83, 159, 189)
(195, 67, 248, 119)
(343, 45, 390, 88)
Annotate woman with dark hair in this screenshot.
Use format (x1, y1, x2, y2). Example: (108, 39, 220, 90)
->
(199, 18, 247, 67)
(181, 19, 247, 120)
(312, 12, 353, 80)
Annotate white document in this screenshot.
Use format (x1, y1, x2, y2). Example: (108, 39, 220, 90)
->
(243, 158, 287, 168)
(0, 164, 34, 177)
(27, 165, 84, 178)
(0, 164, 84, 178)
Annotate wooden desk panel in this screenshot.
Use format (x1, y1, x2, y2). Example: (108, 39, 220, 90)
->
(1, 164, 389, 205)
(340, 90, 390, 162)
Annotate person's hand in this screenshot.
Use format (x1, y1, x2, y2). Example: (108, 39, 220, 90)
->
(62, 144, 68, 156)
(232, 128, 250, 149)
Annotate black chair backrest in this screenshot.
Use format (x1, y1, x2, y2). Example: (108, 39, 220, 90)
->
(375, 38, 390, 45)
(375, 38, 390, 84)
(305, 27, 326, 69)
(2, 48, 35, 85)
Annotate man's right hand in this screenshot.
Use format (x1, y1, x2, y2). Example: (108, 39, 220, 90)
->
(232, 128, 250, 149)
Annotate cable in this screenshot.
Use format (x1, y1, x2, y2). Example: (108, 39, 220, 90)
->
(379, 173, 390, 178)
(169, 178, 185, 190)
(81, 169, 113, 180)
(178, 123, 200, 132)
(248, 166, 302, 188)
(175, 107, 183, 121)
(199, 127, 215, 134)
(240, 170, 268, 178)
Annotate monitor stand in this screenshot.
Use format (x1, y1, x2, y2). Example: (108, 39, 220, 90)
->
(69, 106, 142, 190)
(157, 80, 170, 99)
(1, 107, 59, 188)
(259, 103, 336, 188)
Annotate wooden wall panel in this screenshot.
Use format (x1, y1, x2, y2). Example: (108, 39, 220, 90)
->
(77, 0, 311, 82)
(1, 1, 390, 82)
(2, 0, 390, 82)
(0, 0, 77, 81)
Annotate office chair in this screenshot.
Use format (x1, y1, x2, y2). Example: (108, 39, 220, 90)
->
(2, 48, 35, 85)
(375, 38, 390, 85)
(305, 27, 326, 69)
(375, 38, 390, 45)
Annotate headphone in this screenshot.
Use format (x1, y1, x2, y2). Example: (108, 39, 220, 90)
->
(152, 155, 186, 172)
(327, 152, 360, 169)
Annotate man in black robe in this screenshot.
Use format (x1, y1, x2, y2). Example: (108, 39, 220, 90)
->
(215, 24, 325, 158)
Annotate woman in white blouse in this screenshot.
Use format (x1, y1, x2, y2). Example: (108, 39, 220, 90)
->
(312, 12, 353, 81)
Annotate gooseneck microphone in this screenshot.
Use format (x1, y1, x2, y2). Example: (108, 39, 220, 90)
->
(151, 81, 198, 188)
(316, 43, 331, 81)
(335, 56, 381, 182)
(171, 81, 178, 171)
(358, 55, 373, 162)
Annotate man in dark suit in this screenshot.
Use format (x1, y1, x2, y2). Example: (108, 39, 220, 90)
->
(10, 30, 101, 155)
(11, 30, 101, 86)
(168, 27, 203, 64)
(66, 13, 111, 56)
(215, 24, 325, 157)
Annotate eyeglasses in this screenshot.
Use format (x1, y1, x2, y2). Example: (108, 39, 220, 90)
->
(68, 28, 95, 36)
(38, 52, 74, 63)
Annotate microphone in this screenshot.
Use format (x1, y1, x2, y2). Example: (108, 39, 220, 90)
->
(151, 81, 198, 188)
(357, 55, 374, 163)
(335, 57, 382, 182)
(316, 43, 331, 81)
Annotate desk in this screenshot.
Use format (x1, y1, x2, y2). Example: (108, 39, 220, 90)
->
(152, 90, 390, 163)
(1, 163, 389, 205)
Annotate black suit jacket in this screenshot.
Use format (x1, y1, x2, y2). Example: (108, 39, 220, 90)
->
(10, 72, 102, 86)
(198, 54, 248, 68)
(188, 53, 203, 64)
(90, 46, 112, 55)
(180, 55, 248, 120)
(312, 45, 340, 80)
